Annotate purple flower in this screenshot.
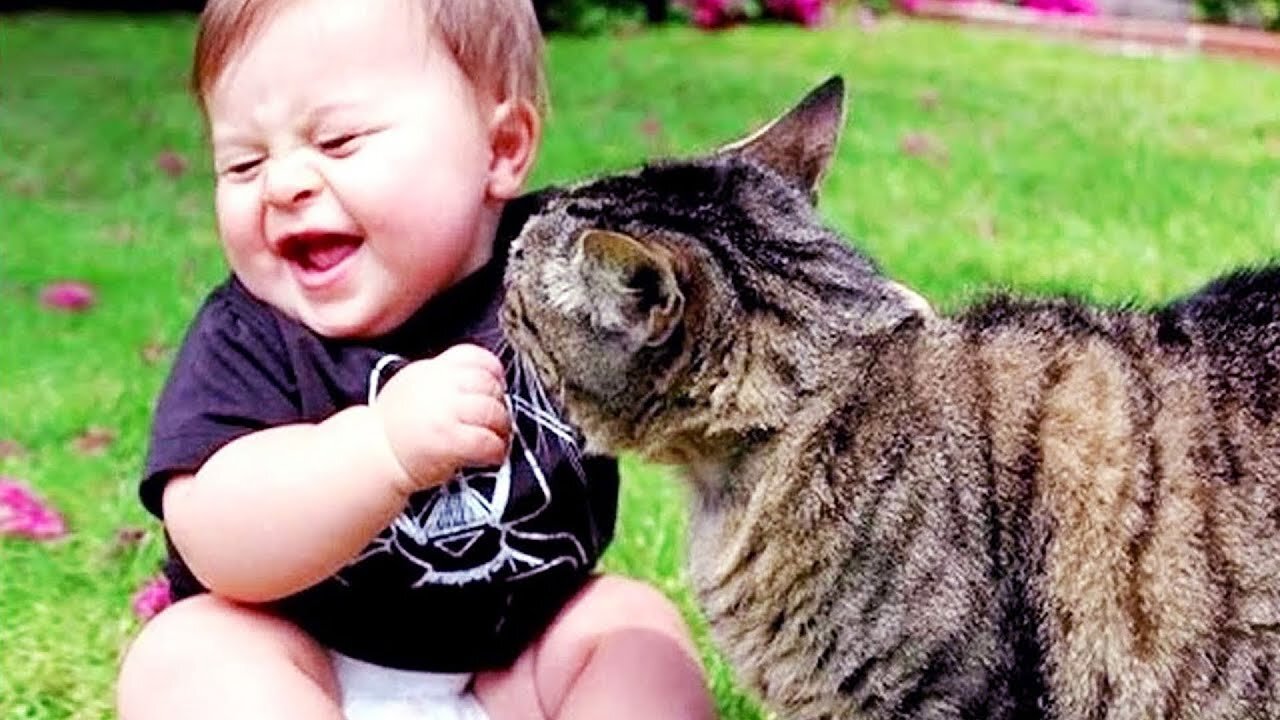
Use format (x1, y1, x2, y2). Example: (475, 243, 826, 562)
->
(132, 575, 173, 621)
(39, 281, 96, 312)
(0, 478, 68, 541)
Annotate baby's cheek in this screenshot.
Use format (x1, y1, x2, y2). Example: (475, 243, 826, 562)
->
(214, 191, 261, 249)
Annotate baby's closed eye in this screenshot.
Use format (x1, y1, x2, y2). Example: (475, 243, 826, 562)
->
(218, 155, 265, 181)
(317, 132, 361, 156)
(315, 123, 387, 157)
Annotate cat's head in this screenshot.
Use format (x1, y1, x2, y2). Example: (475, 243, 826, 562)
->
(503, 76, 929, 461)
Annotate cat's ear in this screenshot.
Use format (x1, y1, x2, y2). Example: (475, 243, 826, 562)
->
(719, 75, 845, 202)
(889, 280, 934, 317)
(577, 230, 685, 348)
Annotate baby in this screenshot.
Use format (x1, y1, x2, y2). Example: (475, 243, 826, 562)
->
(116, 1, 715, 718)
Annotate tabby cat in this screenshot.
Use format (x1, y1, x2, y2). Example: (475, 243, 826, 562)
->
(501, 76, 1280, 719)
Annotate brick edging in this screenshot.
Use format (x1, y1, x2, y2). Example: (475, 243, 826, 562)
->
(901, 0, 1280, 65)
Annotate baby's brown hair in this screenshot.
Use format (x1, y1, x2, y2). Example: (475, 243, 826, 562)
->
(191, 0, 547, 116)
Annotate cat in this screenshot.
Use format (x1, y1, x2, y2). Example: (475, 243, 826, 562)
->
(501, 76, 1280, 719)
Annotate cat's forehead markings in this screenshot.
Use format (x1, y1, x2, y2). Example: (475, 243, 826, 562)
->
(559, 167, 647, 203)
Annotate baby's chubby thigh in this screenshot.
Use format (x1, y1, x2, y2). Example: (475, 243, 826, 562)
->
(472, 575, 713, 720)
(117, 593, 343, 720)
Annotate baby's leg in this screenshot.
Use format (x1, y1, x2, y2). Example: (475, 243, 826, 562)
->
(117, 593, 343, 720)
(473, 575, 715, 720)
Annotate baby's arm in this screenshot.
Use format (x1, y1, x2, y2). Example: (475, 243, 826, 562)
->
(162, 344, 510, 603)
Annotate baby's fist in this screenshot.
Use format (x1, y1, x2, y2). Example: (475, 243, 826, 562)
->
(375, 344, 510, 494)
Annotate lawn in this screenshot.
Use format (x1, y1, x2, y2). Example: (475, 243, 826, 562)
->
(3, 10, 1279, 720)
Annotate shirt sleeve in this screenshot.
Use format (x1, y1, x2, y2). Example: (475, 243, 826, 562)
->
(139, 282, 301, 518)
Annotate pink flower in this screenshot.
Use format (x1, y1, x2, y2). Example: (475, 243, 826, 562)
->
(765, 0, 790, 16)
(692, 0, 736, 28)
(0, 478, 68, 540)
(857, 5, 879, 30)
(792, 0, 826, 26)
(1021, 0, 1097, 14)
(39, 281, 96, 312)
(765, 0, 826, 25)
(132, 575, 172, 621)
(1061, 0, 1099, 14)
(154, 150, 188, 179)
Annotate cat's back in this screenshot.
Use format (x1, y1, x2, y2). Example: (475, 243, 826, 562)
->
(1165, 265, 1280, 415)
(950, 266, 1280, 719)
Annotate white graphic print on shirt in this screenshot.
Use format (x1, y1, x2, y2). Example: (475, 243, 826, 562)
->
(342, 353, 590, 587)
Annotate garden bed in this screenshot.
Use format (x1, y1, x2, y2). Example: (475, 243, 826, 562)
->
(902, 0, 1280, 64)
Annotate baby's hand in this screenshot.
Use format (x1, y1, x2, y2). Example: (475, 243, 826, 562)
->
(374, 344, 510, 494)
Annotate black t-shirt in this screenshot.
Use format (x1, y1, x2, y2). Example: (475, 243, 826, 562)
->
(141, 196, 619, 672)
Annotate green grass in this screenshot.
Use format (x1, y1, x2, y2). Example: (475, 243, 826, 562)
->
(4, 10, 1280, 720)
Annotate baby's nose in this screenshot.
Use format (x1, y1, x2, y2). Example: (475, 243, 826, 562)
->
(263, 154, 322, 207)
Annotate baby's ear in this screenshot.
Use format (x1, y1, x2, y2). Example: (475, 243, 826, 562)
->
(576, 230, 684, 349)
(486, 98, 541, 201)
(718, 75, 846, 202)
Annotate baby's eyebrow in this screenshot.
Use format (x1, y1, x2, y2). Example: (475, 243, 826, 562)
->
(208, 126, 258, 151)
(207, 98, 378, 151)
(307, 99, 367, 122)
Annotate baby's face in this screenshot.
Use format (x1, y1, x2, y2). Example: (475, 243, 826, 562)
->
(206, 0, 501, 338)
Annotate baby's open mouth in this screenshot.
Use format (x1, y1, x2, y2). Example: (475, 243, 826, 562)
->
(281, 233, 363, 273)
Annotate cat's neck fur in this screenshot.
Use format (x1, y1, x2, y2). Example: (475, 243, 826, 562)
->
(675, 265, 927, 495)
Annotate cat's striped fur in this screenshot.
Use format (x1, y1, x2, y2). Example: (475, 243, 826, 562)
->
(501, 77, 1280, 719)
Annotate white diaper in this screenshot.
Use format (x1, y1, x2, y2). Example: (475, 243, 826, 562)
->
(330, 651, 490, 720)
